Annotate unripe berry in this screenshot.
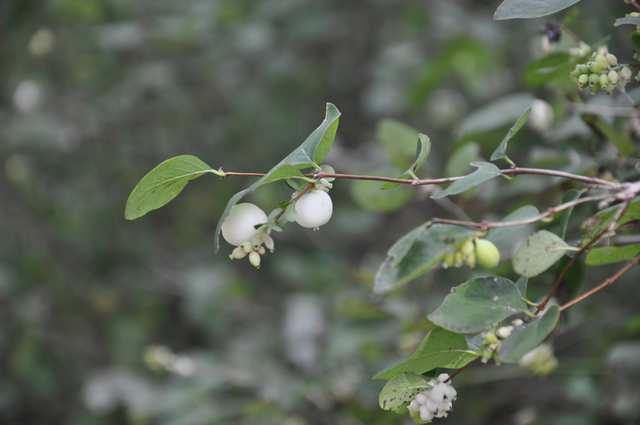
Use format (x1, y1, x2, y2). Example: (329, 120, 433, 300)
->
(588, 73, 600, 86)
(474, 239, 500, 269)
(221, 203, 267, 246)
(606, 53, 618, 66)
(496, 325, 514, 339)
(294, 189, 333, 229)
(608, 70, 619, 84)
(621, 66, 633, 81)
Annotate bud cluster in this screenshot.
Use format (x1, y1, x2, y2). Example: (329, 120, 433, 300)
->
(407, 374, 457, 423)
(571, 47, 632, 94)
(479, 318, 524, 363)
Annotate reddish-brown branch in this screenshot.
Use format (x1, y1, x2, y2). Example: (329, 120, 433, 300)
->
(431, 194, 610, 231)
(222, 167, 620, 188)
(560, 255, 640, 311)
(535, 200, 632, 313)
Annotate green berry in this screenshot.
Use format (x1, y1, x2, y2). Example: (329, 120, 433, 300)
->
(474, 239, 501, 269)
(608, 70, 619, 84)
(577, 74, 589, 86)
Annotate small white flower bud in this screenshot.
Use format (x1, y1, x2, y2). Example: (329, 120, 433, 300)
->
(257, 246, 266, 255)
(437, 373, 450, 383)
(249, 251, 261, 268)
(512, 318, 524, 327)
(229, 246, 247, 260)
(497, 326, 514, 339)
(420, 406, 434, 422)
(264, 235, 275, 252)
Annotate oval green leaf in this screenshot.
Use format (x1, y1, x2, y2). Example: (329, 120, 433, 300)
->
(428, 275, 529, 334)
(494, 0, 582, 20)
(378, 373, 428, 413)
(513, 230, 568, 277)
(125, 155, 218, 220)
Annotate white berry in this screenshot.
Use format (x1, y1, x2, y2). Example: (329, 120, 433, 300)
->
(529, 99, 553, 132)
(221, 203, 267, 246)
(294, 190, 333, 229)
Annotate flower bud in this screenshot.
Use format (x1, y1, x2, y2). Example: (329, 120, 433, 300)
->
(229, 246, 247, 260)
(264, 235, 275, 252)
(529, 99, 554, 132)
(496, 326, 514, 339)
(249, 251, 261, 268)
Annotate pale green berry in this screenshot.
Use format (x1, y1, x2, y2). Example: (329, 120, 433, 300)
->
(608, 70, 619, 84)
(621, 66, 633, 81)
(606, 53, 618, 66)
(588, 73, 600, 87)
(600, 74, 609, 88)
(474, 239, 500, 269)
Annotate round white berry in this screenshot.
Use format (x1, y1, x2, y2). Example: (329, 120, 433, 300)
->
(529, 99, 554, 132)
(294, 190, 333, 229)
(420, 406, 434, 421)
(221, 203, 267, 246)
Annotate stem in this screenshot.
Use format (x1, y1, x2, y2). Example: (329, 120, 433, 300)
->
(431, 194, 610, 231)
(535, 200, 632, 313)
(222, 167, 621, 188)
(560, 255, 640, 311)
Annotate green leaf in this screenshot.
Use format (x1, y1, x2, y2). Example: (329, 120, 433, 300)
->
(498, 305, 560, 363)
(458, 93, 534, 137)
(214, 103, 341, 251)
(445, 142, 480, 177)
(428, 276, 529, 334)
(490, 106, 531, 166)
(582, 197, 640, 244)
(378, 373, 428, 413)
(374, 224, 475, 293)
(377, 119, 420, 169)
(487, 205, 540, 249)
(513, 230, 569, 278)
(558, 189, 586, 239)
(374, 327, 478, 380)
(615, 16, 640, 27)
(515, 276, 528, 298)
(381, 133, 431, 189)
(586, 244, 640, 266)
(125, 155, 219, 220)
(431, 162, 501, 199)
(351, 178, 413, 213)
(524, 52, 573, 87)
(494, 0, 582, 20)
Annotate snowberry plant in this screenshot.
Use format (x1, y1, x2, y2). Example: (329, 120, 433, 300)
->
(126, 1, 640, 423)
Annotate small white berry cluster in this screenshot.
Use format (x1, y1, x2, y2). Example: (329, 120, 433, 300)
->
(571, 46, 632, 94)
(221, 166, 335, 268)
(479, 318, 524, 363)
(407, 374, 457, 423)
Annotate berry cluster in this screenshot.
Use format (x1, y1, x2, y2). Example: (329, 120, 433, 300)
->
(221, 171, 334, 268)
(441, 238, 501, 270)
(407, 374, 457, 423)
(571, 47, 632, 94)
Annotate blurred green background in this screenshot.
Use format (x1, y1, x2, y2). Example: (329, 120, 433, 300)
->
(2, 1, 640, 424)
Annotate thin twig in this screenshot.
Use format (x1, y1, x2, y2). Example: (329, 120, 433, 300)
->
(535, 200, 631, 313)
(222, 167, 620, 188)
(430, 194, 611, 231)
(560, 255, 640, 311)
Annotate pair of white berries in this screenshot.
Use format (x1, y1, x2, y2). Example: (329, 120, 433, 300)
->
(220, 189, 334, 265)
(408, 374, 457, 423)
